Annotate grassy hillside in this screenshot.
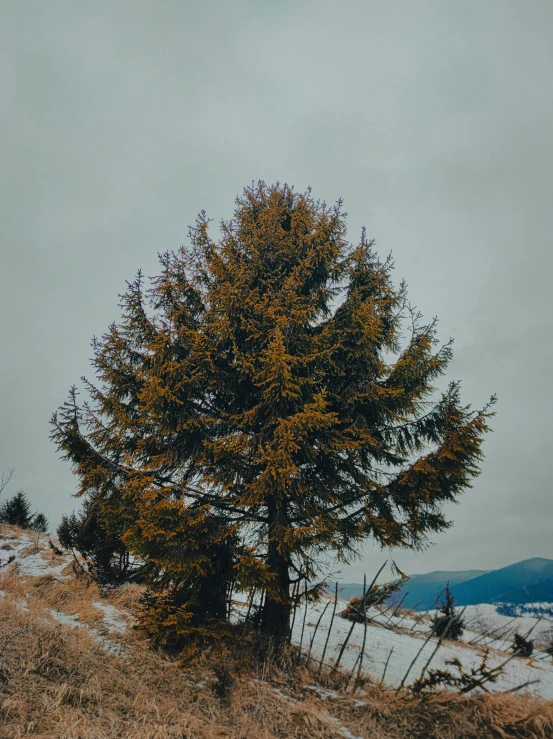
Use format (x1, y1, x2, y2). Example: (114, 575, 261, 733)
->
(2, 524, 553, 739)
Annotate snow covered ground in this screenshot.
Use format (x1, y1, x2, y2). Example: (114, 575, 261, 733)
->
(458, 603, 553, 649)
(0, 530, 70, 578)
(281, 597, 553, 699)
(0, 527, 130, 656)
(232, 595, 553, 700)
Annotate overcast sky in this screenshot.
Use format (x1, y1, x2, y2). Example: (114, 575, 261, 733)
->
(1, 0, 552, 580)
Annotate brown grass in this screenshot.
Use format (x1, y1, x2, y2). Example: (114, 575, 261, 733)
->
(1, 525, 553, 738)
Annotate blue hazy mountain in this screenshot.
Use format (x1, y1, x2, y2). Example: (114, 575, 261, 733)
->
(334, 570, 488, 608)
(449, 558, 553, 607)
(336, 558, 553, 610)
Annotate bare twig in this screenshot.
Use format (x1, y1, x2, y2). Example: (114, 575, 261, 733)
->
(307, 601, 330, 663)
(380, 647, 394, 686)
(357, 574, 369, 685)
(0, 468, 15, 497)
(298, 581, 308, 656)
(500, 679, 541, 695)
(289, 580, 300, 642)
(318, 582, 338, 676)
(332, 618, 357, 675)
(461, 619, 544, 695)
(0, 627, 27, 660)
(469, 616, 518, 645)
(411, 588, 446, 629)
(398, 632, 435, 690)
(333, 562, 387, 676)
(244, 587, 256, 626)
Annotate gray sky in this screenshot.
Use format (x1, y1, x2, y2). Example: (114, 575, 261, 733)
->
(1, 0, 552, 580)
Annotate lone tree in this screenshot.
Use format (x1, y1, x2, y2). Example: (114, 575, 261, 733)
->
(51, 182, 495, 643)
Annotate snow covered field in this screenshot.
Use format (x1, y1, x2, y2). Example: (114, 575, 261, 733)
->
(231, 594, 553, 700)
(280, 597, 553, 699)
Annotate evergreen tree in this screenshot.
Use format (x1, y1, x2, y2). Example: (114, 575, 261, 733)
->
(0, 490, 33, 528)
(57, 498, 135, 584)
(31, 512, 49, 533)
(511, 633, 534, 658)
(431, 583, 464, 640)
(0, 474, 48, 532)
(51, 182, 495, 644)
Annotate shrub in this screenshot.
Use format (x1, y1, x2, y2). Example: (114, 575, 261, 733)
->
(340, 577, 407, 623)
(411, 649, 503, 695)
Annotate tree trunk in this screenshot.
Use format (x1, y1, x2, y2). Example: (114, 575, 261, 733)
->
(261, 500, 291, 642)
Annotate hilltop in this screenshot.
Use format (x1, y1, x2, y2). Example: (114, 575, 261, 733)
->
(451, 559, 553, 606)
(2, 524, 553, 739)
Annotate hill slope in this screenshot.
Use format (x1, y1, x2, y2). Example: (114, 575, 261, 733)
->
(391, 569, 490, 610)
(2, 524, 553, 739)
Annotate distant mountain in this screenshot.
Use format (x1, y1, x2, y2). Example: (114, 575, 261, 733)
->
(334, 570, 489, 609)
(335, 558, 553, 610)
(392, 570, 491, 610)
(450, 558, 553, 607)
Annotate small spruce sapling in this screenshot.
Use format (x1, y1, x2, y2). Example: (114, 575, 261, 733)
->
(511, 633, 534, 658)
(211, 661, 235, 705)
(31, 512, 49, 533)
(431, 584, 464, 641)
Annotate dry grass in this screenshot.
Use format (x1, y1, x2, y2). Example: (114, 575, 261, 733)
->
(0, 593, 356, 738)
(1, 525, 553, 738)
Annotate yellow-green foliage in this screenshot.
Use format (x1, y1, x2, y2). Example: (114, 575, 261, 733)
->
(51, 182, 495, 643)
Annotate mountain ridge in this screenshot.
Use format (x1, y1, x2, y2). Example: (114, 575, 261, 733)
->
(337, 557, 553, 610)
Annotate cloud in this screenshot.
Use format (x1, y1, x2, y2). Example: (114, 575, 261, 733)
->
(1, 0, 551, 577)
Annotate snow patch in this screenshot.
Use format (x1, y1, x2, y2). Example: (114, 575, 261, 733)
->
(16, 552, 69, 579)
(0, 535, 31, 564)
(50, 609, 81, 628)
(0, 533, 71, 579)
(48, 608, 124, 656)
(93, 601, 127, 633)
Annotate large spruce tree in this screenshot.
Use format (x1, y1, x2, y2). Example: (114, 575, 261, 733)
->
(51, 182, 495, 641)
